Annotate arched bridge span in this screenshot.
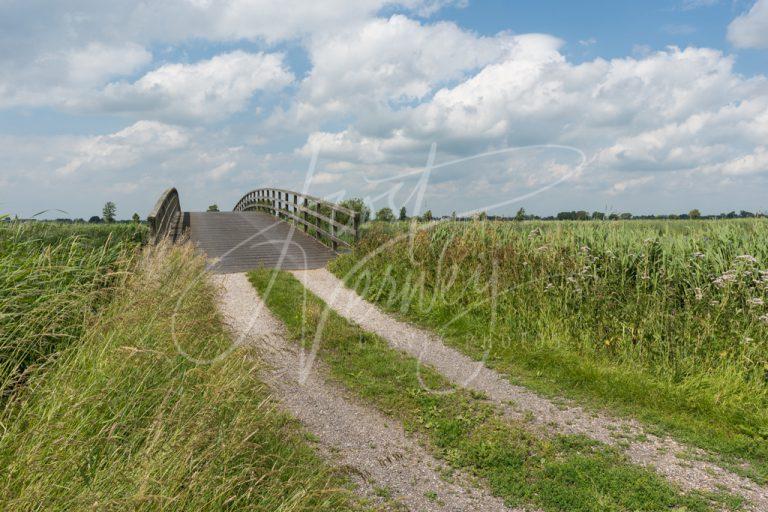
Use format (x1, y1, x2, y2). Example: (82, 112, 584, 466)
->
(148, 188, 360, 273)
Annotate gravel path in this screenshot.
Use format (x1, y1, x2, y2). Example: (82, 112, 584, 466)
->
(292, 268, 768, 511)
(213, 273, 520, 512)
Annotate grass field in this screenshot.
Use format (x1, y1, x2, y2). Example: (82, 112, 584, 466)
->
(330, 219, 768, 481)
(0, 222, 146, 398)
(0, 225, 356, 510)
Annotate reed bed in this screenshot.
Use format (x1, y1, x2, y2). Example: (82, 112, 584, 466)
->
(332, 219, 768, 478)
(0, 222, 146, 398)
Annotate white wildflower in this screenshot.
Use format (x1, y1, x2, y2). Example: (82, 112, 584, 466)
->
(713, 270, 738, 288)
(736, 254, 758, 264)
(580, 245, 590, 253)
(691, 252, 705, 259)
(759, 314, 768, 325)
(694, 287, 703, 301)
(747, 297, 765, 307)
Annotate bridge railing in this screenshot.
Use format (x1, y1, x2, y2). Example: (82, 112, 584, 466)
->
(147, 187, 181, 244)
(234, 188, 360, 251)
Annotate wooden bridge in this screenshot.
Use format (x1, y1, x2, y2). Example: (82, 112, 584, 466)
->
(147, 188, 360, 273)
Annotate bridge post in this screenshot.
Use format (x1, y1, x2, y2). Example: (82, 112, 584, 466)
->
(331, 209, 337, 251)
(303, 197, 308, 232)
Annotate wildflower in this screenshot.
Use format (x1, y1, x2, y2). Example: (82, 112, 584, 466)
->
(640, 272, 650, 280)
(759, 314, 768, 325)
(710, 300, 720, 306)
(713, 270, 738, 288)
(736, 254, 758, 264)
(545, 283, 553, 290)
(694, 287, 703, 301)
(566, 276, 577, 283)
(580, 245, 590, 253)
(747, 297, 765, 307)
(691, 252, 705, 259)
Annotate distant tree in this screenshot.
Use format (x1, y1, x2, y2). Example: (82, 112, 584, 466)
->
(451, 211, 457, 221)
(132, 212, 141, 224)
(102, 202, 116, 223)
(608, 213, 619, 220)
(88, 215, 102, 224)
(340, 198, 371, 223)
(207, 204, 220, 212)
(557, 211, 575, 220)
(739, 210, 755, 218)
(422, 210, 434, 222)
(575, 210, 589, 220)
(688, 209, 701, 219)
(399, 206, 408, 221)
(375, 207, 395, 222)
(476, 211, 487, 221)
(591, 211, 605, 220)
(619, 212, 633, 220)
(515, 207, 526, 221)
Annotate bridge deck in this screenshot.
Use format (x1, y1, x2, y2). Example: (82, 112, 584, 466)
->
(187, 211, 336, 273)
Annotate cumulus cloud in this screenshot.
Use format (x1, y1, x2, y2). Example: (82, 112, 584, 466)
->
(728, 0, 768, 48)
(55, 121, 190, 176)
(302, 40, 768, 185)
(0, 0, 453, 111)
(98, 51, 293, 121)
(300, 15, 516, 112)
(0, 42, 151, 108)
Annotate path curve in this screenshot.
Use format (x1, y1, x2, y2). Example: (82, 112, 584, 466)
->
(213, 272, 521, 512)
(292, 268, 768, 511)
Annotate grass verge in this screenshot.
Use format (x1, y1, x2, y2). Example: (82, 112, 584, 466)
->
(250, 269, 740, 512)
(0, 244, 355, 511)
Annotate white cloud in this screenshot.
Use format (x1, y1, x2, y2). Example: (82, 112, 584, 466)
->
(274, 15, 517, 128)
(55, 121, 190, 176)
(0, 42, 151, 108)
(609, 176, 654, 195)
(207, 161, 237, 181)
(728, 0, 768, 48)
(300, 40, 768, 201)
(98, 51, 293, 121)
(0, 0, 453, 111)
(65, 42, 151, 85)
(717, 146, 768, 175)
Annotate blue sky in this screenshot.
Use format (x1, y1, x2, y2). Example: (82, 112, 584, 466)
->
(1, 0, 767, 219)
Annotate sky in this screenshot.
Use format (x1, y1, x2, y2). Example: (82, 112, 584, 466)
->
(1, 0, 767, 219)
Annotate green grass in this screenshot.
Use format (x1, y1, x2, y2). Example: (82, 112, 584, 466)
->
(0, 222, 147, 398)
(329, 219, 768, 483)
(0, 244, 356, 511)
(250, 269, 738, 512)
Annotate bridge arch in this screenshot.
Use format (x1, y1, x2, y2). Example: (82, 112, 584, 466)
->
(148, 187, 361, 273)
